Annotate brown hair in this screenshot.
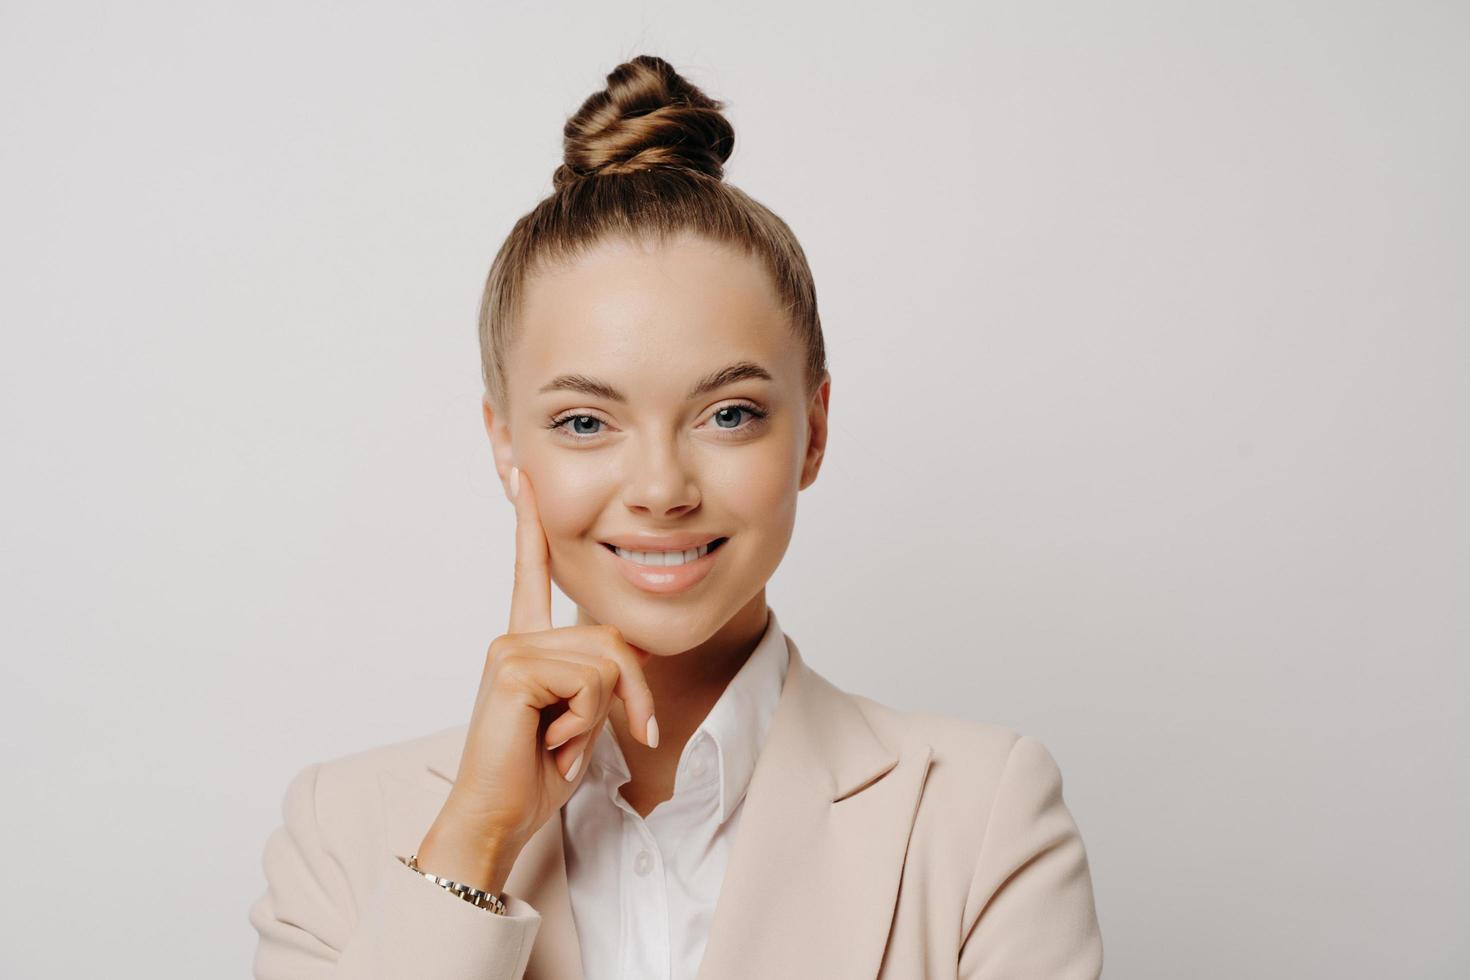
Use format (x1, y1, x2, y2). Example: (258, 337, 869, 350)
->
(477, 54, 826, 411)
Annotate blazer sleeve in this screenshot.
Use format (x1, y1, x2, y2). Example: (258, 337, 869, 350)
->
(957, 735, 1104, 979)
(249, 761, 543, 980)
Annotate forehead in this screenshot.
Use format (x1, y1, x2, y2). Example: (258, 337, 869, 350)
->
(512, 233, 800, 398)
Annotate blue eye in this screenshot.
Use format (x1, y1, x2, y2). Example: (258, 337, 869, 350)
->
(545, 402, 770, 442)
(560, 415, 604, 437)
(712, 405, 756, 428)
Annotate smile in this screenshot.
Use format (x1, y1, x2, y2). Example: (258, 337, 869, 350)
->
(600, 537, 729, 595)
(602, 537, 728, 566)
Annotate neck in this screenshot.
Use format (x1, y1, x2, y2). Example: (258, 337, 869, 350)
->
(574, 590, 770, 806)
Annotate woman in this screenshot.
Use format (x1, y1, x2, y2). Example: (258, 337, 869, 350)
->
(250, 54, 1103, 979)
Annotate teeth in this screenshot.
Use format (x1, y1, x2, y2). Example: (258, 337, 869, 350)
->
(613, 541, 715, 566)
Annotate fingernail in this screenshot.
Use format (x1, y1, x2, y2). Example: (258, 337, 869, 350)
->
(646, 714, 659, 749)
(548, 733, 571, 751)
(509, 465, 520, 499)
(564, 749, 583, 782)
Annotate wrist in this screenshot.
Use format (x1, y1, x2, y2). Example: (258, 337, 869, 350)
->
(416, 815, 520, 895)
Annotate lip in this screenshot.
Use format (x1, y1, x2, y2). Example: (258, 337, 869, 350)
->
(600, 536, 729, 596)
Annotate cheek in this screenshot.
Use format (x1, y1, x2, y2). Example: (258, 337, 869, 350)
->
(521, 453, 608, 540)
(705, 436, 801, 539)
(533, 461, 610, 597)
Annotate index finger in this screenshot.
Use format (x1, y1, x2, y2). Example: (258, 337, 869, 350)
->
(508, 465, 553, 634)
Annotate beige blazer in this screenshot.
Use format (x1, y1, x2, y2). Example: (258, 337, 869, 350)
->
(250, 634, 1103, 978)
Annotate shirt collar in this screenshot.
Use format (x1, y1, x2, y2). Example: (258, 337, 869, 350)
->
(586, 604, 791, 825)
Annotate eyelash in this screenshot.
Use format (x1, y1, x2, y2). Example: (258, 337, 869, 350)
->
(544, 402, 770, 442)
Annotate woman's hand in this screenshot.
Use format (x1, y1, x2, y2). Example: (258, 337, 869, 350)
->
(415, 465, 658, 894)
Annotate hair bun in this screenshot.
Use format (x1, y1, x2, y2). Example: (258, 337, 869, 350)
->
(553, 55, 735, 190)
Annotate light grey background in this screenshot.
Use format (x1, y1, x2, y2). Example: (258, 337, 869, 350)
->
(2, 1, 1465, 976)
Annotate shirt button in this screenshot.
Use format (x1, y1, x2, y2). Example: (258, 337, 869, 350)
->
(690, 759, 707, 778)
(634, 850, 653, 876)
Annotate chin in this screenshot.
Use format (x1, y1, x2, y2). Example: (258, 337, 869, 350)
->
(598, 600, 731, 657)
(555, 578, 733, 656)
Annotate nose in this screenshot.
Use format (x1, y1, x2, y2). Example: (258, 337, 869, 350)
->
(620, 433, 701, 518)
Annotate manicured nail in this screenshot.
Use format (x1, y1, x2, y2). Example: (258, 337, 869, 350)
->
(548, 733, 572, 751)
(564, 749, 583, 782)
(509, 465, 520, 499)
(646, 714, 659, 748)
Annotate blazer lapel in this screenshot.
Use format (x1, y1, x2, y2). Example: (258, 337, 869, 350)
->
(695, 635, 933, 979)
(393, 632, 932, 980)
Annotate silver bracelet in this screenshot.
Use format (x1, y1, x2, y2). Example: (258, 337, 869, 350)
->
(399, 853, 508, 916)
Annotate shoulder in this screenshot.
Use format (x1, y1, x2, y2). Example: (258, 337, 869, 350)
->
(844, 690, 1078, 867)
(265, 724, 467, 881)
(848, 689, 1058, 796)
(303, 722, 470, 825)
(306, 722, 467, 793)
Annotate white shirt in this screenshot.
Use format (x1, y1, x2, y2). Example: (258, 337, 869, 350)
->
(561, 606, 791, 980)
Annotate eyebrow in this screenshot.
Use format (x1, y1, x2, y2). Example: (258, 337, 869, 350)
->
(536, 360, 774, 403)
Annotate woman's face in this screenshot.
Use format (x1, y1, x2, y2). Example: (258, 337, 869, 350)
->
(484, 232, 830, 656)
